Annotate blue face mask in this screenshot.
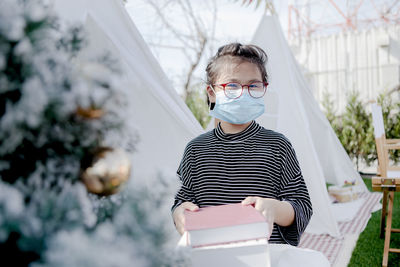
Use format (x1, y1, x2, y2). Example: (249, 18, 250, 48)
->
(209, 90, 265, 124)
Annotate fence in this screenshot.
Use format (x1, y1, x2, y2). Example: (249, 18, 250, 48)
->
(290, 24, 400, 113)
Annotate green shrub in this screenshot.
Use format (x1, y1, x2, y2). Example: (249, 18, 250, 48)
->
(339, 92, 375, 170)
(322, 91, 400, 171)
(378, 93, 400, 163)
(185, 86, 211, 129)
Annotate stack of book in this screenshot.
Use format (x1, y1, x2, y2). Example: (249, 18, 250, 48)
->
(178, 203, 271, 267)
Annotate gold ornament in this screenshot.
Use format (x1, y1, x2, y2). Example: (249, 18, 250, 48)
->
(81, 147, 131, 196)
(76, 106, 104, 119)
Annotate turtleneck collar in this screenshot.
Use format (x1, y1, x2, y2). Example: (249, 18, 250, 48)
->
(214, 120, 261, 142)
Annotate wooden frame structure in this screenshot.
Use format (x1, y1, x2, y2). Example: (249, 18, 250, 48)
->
(371, 103, 400, 267)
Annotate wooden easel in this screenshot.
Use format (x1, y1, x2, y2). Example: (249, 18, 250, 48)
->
(372, 178, 400, 267)
(371, 103, 400, 267)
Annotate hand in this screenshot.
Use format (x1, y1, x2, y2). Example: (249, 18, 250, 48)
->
(242, 196, 295, 229)
(242, 197, 277, 236)
(172, 202, 199, 235)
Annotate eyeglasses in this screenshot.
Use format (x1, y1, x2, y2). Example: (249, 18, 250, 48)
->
(212, 82, 268, 99)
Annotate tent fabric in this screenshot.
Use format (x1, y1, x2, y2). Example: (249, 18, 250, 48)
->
(53, 0, 204, 181)
(250, 15, 368, 236)
(269, 244, 330, 267)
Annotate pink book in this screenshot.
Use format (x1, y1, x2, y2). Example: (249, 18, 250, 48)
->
(184, 203, 270, 248)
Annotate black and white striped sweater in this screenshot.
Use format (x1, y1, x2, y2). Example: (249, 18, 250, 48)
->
(172, 120, 312, 246)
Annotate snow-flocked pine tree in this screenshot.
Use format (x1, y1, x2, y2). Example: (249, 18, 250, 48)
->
(0, 1, 184, 266)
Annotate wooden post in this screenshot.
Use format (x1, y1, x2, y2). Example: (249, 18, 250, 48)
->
(382, 191, 395, 267)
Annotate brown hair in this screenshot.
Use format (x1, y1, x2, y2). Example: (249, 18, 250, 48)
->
(206, 43, 268, 107)
(206, 43, 268, 85)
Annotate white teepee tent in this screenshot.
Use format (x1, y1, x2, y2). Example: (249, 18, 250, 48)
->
(251, 15, 368, 236)
(53, 0, 204, 181)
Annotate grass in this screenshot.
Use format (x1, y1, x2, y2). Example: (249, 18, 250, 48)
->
(348, 178, 400, 267)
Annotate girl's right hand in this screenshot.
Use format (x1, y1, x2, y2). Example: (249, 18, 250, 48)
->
(172, 202, 199, 235)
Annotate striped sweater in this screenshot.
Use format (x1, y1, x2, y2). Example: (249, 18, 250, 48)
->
(172, 120, 312, 246)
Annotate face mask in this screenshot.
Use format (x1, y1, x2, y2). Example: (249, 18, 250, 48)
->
(209, 90, 265, 124)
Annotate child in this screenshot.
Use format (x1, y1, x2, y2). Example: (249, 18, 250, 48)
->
(172, 43, 312, 246)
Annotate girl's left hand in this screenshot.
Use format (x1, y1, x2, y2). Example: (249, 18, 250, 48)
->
(242, 196, 278, 219)
(241, 196, 277, 236)
(242, 196, 295, 236)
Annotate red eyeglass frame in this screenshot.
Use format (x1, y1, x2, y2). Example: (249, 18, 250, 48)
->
(212, 82, 269, 99)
